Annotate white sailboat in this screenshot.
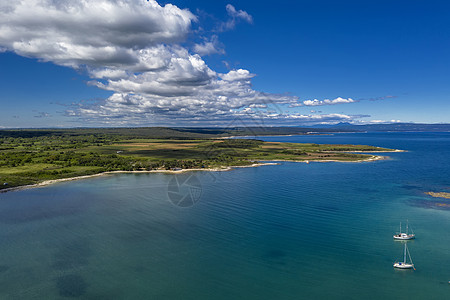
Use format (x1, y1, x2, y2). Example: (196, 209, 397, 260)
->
(393, 220, 415, 240)
(393, 243, 415, 270)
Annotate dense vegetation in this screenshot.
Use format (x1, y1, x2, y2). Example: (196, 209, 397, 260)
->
(0, 128, 395, 190)
(0, 126, 349, 140)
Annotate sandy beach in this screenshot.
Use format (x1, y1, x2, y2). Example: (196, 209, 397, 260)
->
(259, 154, 386, 164)
(0, 162, 279, 193)
(0, 154, 388, 194)
(425, 191, 450, 199)
(0, 151, 388, 194)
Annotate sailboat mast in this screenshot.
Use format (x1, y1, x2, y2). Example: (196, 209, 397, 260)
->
(406, 220, 409, 235)
(403, 244, 407, 263)
(406, 244, 414, 265)
(400, 222, 402, 234)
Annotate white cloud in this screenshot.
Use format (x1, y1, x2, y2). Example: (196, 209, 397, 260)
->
(249, 104, 268, 109)
(0, 0, 195, 70)
(0, 1, 361, 126)
(193, 35, 225, 56)
(302, 97, 356, 106)
(70, 97, 365, 126)
(91, 47, 217, 97)
(362, 119, 402, 124)
(89, 68, 129, 80)
(222, 60, 231, 69)
(226, 4, 253, 24)
(77, 65, 299, 123)
(220, 69, 255, 81)
(288, 97, 356, 107)
(219, 4, 253, 31)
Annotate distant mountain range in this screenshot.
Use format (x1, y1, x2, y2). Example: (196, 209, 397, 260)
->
(310, 122, 450, 132)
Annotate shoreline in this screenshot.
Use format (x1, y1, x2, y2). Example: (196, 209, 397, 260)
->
(0, 162, 279, 194)
(335, 149, 405, 153)
(0, 154, 386, 194)
(219, 134, 294, 139)
(425, 192, 450, 199)
(259, 154, 386, 164)
(221, 133, 335, 139)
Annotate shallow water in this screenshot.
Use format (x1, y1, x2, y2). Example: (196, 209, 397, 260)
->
(0, 132, 449, 299)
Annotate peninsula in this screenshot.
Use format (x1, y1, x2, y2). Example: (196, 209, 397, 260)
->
(0, 127, 397, 191)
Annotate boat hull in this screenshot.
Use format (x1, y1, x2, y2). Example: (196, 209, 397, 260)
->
(393, 263, 414, 269)
(393, 234, 415, 240)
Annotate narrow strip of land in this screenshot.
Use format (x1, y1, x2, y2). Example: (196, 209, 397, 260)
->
(426, 192, 450, 199)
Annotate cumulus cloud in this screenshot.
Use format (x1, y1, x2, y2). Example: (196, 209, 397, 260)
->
(0, 0, 195, 70)
(91, 47, 218, 97)
(220, 69, 255, 81)
(302, 97, 356, 106)
(0, 1, 361, 126)
(74, 66, 299, 124)
(68, 97, 365, 126)
(193, 35, 225, 56)
(289, 97, 356, 107)
(363, 119, 402, 124)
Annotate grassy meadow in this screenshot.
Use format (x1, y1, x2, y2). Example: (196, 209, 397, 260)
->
(0, 128, 394, 190)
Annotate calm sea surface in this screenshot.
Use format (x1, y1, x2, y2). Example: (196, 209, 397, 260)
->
(0, 132, 449, 299)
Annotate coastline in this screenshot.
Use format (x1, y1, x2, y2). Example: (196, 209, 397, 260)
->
(0, 154, 386, 194)
(220, 133, 335, 139)
(219, 134, 294, 139)
(425, 191, 450, 199)
(334, 149, 405, 153)
(0, 162, 279, 194)
(259, 154, 386, 164)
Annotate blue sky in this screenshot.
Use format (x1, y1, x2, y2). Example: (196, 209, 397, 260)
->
(0, 0, 449, 128)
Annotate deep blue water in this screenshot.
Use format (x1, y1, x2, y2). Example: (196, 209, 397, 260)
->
(0, 132, 449, 299)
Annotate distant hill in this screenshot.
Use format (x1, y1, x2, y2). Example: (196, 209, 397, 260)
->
(311, 123, 450, 132)
(0, 123, 448, 139)
(0, 126, 349, 139)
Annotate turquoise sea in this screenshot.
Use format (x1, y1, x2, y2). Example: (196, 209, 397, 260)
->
(0, 132, 449, 299)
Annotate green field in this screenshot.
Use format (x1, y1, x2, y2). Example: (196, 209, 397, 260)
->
(0, 129, 395, 190)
